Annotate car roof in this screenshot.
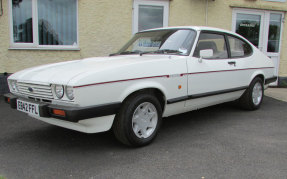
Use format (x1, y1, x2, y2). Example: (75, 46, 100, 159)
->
(140, 26, 235, 35)
(138, 26, 255, 48)
(139, 26, 252, 44)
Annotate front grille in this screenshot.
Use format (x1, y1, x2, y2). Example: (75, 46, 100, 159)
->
(17, 82, 54, 100)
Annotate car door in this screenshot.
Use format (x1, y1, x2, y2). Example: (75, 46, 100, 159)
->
(185, 31, 247, 107)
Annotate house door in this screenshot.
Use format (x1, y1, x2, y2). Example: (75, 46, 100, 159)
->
(232, 9, 284, 85)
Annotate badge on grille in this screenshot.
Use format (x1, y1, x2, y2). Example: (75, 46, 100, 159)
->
(28, 87, 34, 93)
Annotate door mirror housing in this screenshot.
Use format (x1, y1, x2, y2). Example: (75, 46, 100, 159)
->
(200, 49, 213, 59)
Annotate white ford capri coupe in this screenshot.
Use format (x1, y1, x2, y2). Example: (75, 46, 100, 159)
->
(5, 26, 276, 147)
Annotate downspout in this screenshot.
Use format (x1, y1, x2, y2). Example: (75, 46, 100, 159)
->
(205, 0, 208, 26)
(0, 0, 3, 16)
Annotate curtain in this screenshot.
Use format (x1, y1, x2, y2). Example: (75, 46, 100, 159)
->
(38, 0, 77, 45)
(12, 0, 33, 43)
(138, 5, 163, 32)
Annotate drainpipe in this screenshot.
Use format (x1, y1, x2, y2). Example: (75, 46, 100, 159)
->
(0, 0, 3, 16)
(205, 0, 208, 26)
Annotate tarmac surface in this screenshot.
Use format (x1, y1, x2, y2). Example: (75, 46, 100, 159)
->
(0, 94, 287, 179)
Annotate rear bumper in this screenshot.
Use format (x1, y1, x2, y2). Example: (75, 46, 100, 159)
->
(4, 93, 121, 123)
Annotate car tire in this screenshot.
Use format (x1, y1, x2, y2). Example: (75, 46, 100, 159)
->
(239, 77, 264, 110)
(112, 92, 162, 147)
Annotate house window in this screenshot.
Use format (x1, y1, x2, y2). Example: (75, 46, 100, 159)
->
(12, 0, 33, 43)
(235, 13, 261, 48)
(10, 0, 78, 49)
(133, 0, 169, 34)
(267, 13, 282, 53)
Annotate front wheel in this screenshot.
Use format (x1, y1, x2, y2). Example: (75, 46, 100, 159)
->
(112, 93, 162, 147)
(239, 77, 264, 110)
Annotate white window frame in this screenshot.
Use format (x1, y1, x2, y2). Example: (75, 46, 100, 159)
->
(232, 9, 265, 51)
(232, 8, 284, 85)
(263, 0, 286, 2)
(232, 8, 284, 54)
(9, 0, 79, 50)
(133, 0, 169, 34)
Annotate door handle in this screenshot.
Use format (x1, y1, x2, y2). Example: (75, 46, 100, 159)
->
(228, 61, 236, 66)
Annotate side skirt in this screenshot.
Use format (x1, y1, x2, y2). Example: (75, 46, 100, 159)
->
(167, 86, 248, 104)
(163, 90, 245, 117)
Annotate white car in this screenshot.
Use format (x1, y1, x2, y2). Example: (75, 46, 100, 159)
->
(5, 26, 277, 147)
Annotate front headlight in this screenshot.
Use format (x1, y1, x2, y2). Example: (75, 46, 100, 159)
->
(66, 86, 74, 100)
(9, 80, 18, 92)
(54, 85, 64, 99)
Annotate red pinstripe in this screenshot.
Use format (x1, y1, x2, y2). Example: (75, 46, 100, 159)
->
(73, 67, 274, 88)
(74, 75, 170, 88)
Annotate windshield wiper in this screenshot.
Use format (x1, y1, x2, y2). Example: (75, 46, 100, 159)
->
(120, 51, 140, 55)
(109, 53, 118, 56)
(109, 51, 142, 56)
(154, 49, 182, 54)
(110, 49, 183, 57)
(139, 49, 182, 56)
(139, 51, 156, 56)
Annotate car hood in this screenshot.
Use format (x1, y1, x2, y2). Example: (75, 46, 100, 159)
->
(9, 55, 181, 86)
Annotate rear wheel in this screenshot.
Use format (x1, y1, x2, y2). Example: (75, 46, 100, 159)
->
(113, 93, 162, 147)
(239, 77, 264, 110)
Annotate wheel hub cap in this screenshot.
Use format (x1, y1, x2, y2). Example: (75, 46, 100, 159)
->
(132, 102, 158, 139)
(252, 82, 263, 105)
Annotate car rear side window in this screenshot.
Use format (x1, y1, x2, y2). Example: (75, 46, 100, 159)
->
(193, 33, 228, 59)
(228, 36, 253, 58)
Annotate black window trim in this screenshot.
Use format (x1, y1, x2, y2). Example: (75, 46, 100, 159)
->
(193, 30, 229, 60)
(224, 34, 231, 59)
(193, 30, 254, 59)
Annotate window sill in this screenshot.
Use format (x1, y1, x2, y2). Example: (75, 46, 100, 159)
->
(8, 47, 81, 51)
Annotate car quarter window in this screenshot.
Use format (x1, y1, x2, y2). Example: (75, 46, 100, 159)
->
(228, 36, 253, 58)
(193, 33, 228, 59)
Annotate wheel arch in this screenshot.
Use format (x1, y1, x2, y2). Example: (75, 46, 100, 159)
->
(249, 71, 265, 85)
(119, 82, 167, 111)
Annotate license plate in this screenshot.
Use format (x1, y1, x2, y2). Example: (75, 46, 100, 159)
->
(17, 99, 40, 117)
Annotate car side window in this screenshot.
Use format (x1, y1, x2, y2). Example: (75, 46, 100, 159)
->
(228, 36, 253, 58)
(193, 33, 228, 59)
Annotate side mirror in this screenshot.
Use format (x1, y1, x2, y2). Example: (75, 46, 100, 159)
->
(200, 49, 213, 58)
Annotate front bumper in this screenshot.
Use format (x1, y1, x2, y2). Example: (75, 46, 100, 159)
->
(4, 93, 121, 123)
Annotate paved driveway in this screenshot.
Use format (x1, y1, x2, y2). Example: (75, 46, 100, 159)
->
(0, 96, 287, 179)
(265, 88, 287, 102)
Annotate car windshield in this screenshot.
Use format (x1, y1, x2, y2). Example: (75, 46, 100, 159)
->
(116, 29, 197, 56)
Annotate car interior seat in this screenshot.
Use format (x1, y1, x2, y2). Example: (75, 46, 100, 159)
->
(193, 41, 218, 57)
